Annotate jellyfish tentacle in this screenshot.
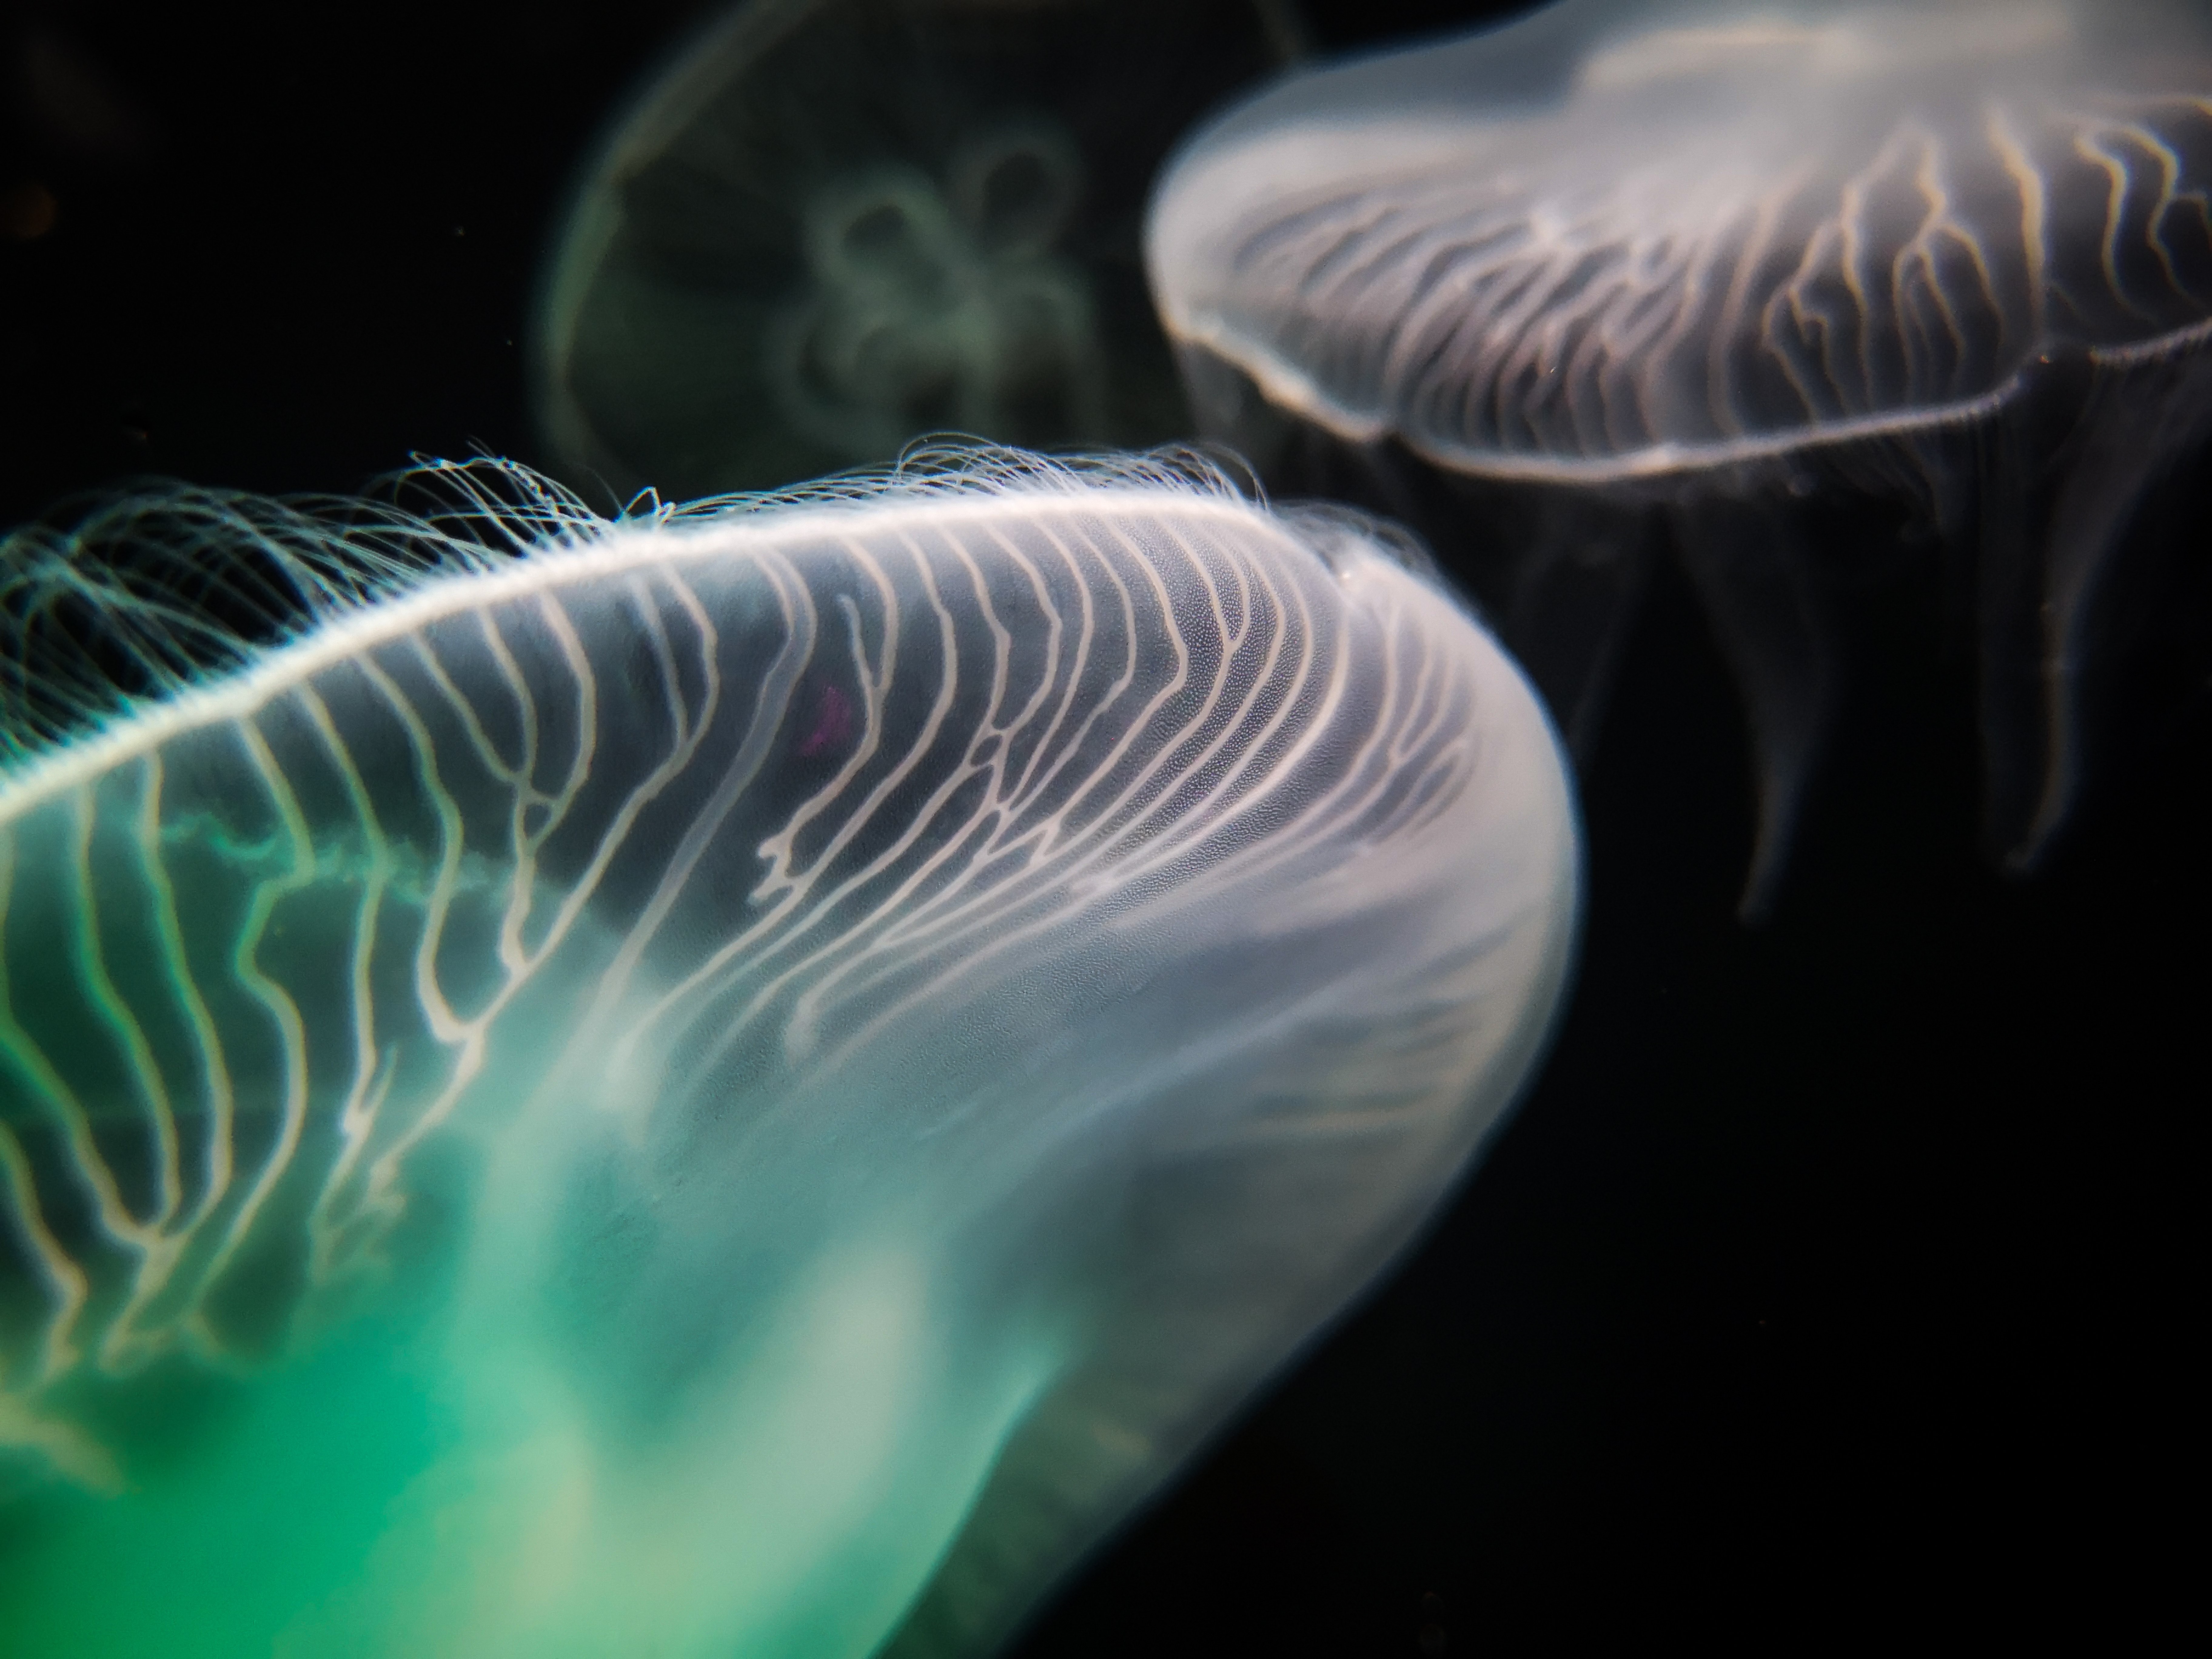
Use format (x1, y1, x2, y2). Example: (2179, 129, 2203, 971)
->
(1670, 498, 1841, 919)
(1496, 495, 1660, 768)
(1981, 330, 2212, 866)
(1150, 0, 2212, 907)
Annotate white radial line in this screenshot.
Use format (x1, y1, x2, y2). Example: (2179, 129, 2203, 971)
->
(1986, 102, 2050, 345)
(997, 554, 1320, 907)
(1769, 213, 1850, 421)
(1894, 135, 1986, 393)
(821, 523, 1330, 1059)
(2073, 125, 2158, 321)
(495, 568, 695, 983)
(477, 604, 542, 797)
(0, 835, 93, 1383)
(1553, 243, 1642, 448)
(292, 682, 397, 1283)
(974, 520, 1077, 815)
(836, 543, 1354, 1075)
(472, 607, 543, 807)
(1368, 211, 1519, 388)
(844, 514, 1256, 965)
(0, 1116, 92, 1386)
(1785, 123, 1922, 416)
(332, 654, 476, 1238)
(1031, 522, 1247, 867)
(0, 798, 159, 1269)
(563, 558, 813, 1090)
(2108, 115, 2203, 302)
(478, 607, 555, 968)
(350, 659, 468, 1047)
(695, 531, 994, 1060)
(1376, 612, 1479, 845)
(773, 533, 1040, 1050)
(871, 524, 1029, 865)
(66, 784, 182, 1233)
(403, 612, 550, 971)
(134, 753, 239, 1251)
(478, 600, 594, 972)
(788, 515, 1220, 1063)
(1478, 235, 1606, 413)
(526, 590, 602, 849)
(692, 530, 968, 992)
(1486, 260, 1610, 444)
(360, 578, 712, 1191)
(748, 552, 895, 906)
(1852, 126, 1922, 407)
(990, 525, 1082, 811)
(411, 619, 544, 960)
(1111, 562, 1365, 903)
(1523, 292, 1601, 451)
(1387, 601, 1454, 773)
(626, 545, 908, 1049)
(65, 785, 193, 1369)
(410, 616, 530, 793)
(1479, 246, 1588, 450)
(1258, 194, 1405, 336)
(1322, 216, 1451, 391)
(0, 1366, 125, 1494)
(1721, 172, 1814, 434)
(959, 525, 1099, 877)
(1285, 189, 1410, 300)
(1011, 520, 1217, 850)
(183, 712, 317, 1349)
(1591, 234, 1708, 455)
(1593, 236, 1684, 451)
(1369, 624, 1460, 846)
(1132, 574, 1465, 904)
(995, 518, 1139, 854)
(945, 523, 1019, 750)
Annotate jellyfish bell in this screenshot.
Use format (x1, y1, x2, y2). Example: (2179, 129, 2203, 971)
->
(532, 0, 1305, 504)
(0, 451, 1578, 1656)
(1148, 0, 2212, 911)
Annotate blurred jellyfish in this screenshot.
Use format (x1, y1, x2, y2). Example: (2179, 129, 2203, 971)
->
(0, 451, 1577, 1657)
(1148, 0, 2212, 911)
(534, 0, 1311, 501)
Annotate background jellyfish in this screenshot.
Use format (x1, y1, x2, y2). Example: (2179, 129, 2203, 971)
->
(532, 0, 1313, 503)
(0, 451, 1578, 1657)
(1147, 0, 2212, 911)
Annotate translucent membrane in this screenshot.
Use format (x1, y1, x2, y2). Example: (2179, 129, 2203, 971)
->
(0, 453, 1577, 1657)
(534, 0, 1301, 501)
(1148, 0, 2212, 906)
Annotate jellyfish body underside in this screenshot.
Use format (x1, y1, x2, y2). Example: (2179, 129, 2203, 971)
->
(0, 471, 1578, 1656)
(1149, 0, 2212, 908)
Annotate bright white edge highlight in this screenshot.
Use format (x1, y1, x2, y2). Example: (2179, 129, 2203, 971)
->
(0, 445, 1582, 1659)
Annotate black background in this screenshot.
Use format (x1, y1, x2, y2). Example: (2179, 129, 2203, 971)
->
(3, 1, 2201, 1652)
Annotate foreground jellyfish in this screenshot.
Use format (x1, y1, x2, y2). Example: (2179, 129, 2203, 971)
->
(0, 451, 1577, 1657)
(1148, 0, 2212, 909)
(535, 0, 1305, 501)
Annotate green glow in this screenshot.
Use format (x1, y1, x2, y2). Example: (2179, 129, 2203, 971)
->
(0, 458, 1580, 1656)
(1, 1244, 1059, 1657)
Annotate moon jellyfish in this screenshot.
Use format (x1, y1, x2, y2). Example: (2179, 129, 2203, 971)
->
(0, 451, 1577, 1657)
(1148, 0, 2212, 910)
(534, 0, 1307, 501)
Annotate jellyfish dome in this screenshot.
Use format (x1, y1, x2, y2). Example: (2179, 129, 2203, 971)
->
(534, 0, 1302, 502)
(1149, 0, 2212, 906)
(0, 452, 1577, 1657)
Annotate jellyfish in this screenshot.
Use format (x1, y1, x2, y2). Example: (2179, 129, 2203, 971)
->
(533, 0, 1308, 502)
(1147, 0, 2212, 911)
(0, 451, 1578, 1657)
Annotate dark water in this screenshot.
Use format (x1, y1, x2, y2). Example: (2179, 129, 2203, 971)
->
(3, 0, 2200, 1650)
